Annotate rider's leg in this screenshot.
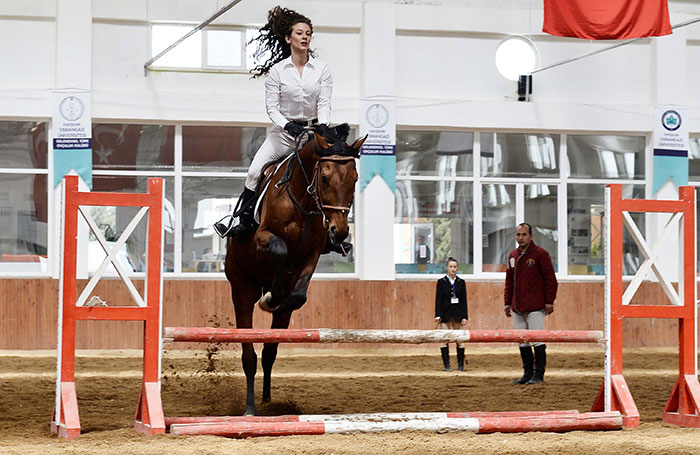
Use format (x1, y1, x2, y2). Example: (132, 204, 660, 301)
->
(214, 128, 293, 239)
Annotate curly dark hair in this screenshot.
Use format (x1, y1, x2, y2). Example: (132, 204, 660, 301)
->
(249, 6, 314, 78)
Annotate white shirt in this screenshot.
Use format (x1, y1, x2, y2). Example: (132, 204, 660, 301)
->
(265, 56, 332, 129)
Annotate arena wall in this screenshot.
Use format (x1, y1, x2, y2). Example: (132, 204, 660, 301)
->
(1, 278, 680, 350)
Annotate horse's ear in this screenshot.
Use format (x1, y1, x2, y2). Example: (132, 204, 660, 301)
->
(351, 135, 368, 151)
(314, 132, 330, 151)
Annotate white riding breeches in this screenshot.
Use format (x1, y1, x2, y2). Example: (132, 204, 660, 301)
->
(244, 126, 309, 191)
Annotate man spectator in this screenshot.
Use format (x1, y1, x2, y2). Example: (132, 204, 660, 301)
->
(504, 223, 557, 385)
(415, 235, 431, 264)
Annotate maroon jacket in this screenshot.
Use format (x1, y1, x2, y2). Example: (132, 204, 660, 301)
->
(504, 241, 558, 313)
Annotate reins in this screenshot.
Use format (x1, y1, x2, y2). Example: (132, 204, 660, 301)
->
(276, 129, 355, 226)
(273, 128, 356, 263)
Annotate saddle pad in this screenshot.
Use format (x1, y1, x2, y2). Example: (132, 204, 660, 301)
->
(254, 153, 294, 224)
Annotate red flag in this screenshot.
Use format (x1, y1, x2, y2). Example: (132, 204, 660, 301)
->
(543, 0, 671, 40)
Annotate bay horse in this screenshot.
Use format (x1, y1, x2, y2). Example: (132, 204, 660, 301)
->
(224, 124, 365, 415)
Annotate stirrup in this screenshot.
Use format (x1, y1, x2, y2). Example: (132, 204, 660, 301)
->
(213, 215, 235, 239)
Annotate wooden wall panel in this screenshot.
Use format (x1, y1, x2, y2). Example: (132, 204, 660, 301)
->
(0, 278, 690, 349)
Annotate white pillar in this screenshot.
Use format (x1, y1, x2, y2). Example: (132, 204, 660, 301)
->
(54, 0, 92, 278)
(55, 0, 91, 89)
(649, 21, 688, 282)
(357, 3, 396, 280)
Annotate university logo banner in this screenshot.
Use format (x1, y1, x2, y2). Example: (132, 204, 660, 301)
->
(359, 98, 396, 193)
(543, 0, 671, 40)
(652, 107, 688, 195)
(52, 90, 92, 188)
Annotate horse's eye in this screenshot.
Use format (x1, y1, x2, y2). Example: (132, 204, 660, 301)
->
(321, 175, 329, 185)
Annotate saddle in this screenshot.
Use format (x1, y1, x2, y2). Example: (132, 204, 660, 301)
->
(253, 153, 294, 224)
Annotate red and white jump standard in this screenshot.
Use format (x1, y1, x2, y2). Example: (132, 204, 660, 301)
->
(591, 184, 700, 428)
(51, 175, 165, 439)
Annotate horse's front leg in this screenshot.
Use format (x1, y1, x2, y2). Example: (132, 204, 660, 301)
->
(231, 282, 259, 416)
(255, 230, 288, 311)
(261, 309, 292, 403)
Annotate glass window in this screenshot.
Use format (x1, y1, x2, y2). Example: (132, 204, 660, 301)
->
(482, 184, 515, 271)
(567, 135, 645, 179)
(151, 25, 202, 68)
(481, 133, 559, 178)
(182, 126, 267, 172)
(90, 176, 175, 273)
(524, 184, 558, 269)
(182, 177, 245, 273)
(0, 174, 48, 273)
(92, 124, 174, 171)
(0, 121, 47, 169)
(205, 29, 244, 68)
(396, 131, 473, 176)
(567, 184, 644, 275)
(395, 181, 473, 273)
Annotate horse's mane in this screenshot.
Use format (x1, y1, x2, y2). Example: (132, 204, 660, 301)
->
(311, 123, 359, 158)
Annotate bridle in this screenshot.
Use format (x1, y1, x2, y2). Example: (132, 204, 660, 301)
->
(308, 155, 356, 219)
(277, 130, 356, 228)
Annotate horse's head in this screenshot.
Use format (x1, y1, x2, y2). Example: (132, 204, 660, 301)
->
(309, 124, 366, 245)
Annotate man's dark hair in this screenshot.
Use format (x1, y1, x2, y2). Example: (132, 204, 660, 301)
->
(517, 222, 533, 235)
(447, 257, 458, 266)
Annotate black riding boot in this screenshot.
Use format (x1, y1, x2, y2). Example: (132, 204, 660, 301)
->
(511, 345, 534, 384)
(440, 346, 451, 371)
(214, 187, 256, 239)
(457, 347, 466, 371)
(526, 344, 546, 385)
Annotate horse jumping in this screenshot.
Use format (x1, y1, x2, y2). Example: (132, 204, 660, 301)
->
(224, 124, 365, 415)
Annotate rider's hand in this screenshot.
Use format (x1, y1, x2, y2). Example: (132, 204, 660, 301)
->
(504, 305, 512, 318)
(284, 122, 305, 138)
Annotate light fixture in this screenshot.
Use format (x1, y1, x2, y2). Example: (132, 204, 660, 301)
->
(495, 35, 539, 81)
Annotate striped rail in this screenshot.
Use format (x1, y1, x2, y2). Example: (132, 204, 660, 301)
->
(163, 327, 611, 437)
(164, 328, 605, 344)
(167, 411, 622, 437)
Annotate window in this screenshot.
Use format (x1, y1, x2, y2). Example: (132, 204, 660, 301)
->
(566, 134, 646, 275)
(395, 131, 474, 274)
(481, 132, 559, 178)
(0, 121, 48, 274)
(567, 135, 644, 179)
(92, 124, 174, 171)
(150, 25, 256, 71)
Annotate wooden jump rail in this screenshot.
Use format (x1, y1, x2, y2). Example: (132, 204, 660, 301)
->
(168, 412, 623, 437)
(164, 327, 605, 344)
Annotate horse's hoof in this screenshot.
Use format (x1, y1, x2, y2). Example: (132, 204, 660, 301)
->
(243, 408, 256, 416)
(256, 292, 276, 312)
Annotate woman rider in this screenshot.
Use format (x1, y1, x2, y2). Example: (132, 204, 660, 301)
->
(214, 6, 334, 242)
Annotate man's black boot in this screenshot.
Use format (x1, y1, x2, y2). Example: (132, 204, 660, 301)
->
(457, 347, 466, 371)
(511, 345, 534, 384)
(214, 187, 256, 239)
(440, 346, 451, 372)
(526, 344, 546, 385)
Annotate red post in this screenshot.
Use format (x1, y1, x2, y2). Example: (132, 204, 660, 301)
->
(51, 176, 165, 439)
